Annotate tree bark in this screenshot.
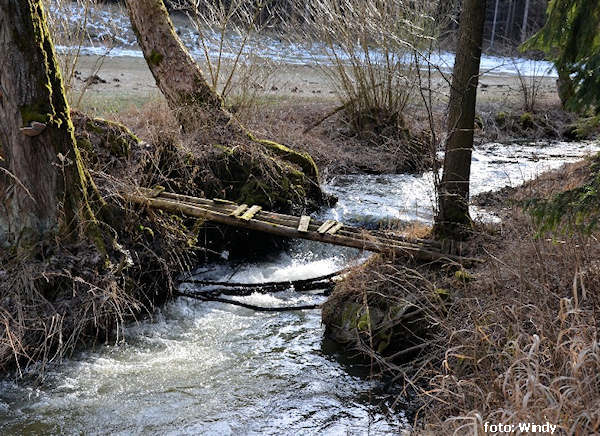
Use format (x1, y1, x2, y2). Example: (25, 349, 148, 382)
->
(124, 0, 320, 189)
(504, 0, 513, 38)
(434, 0, 487, 239)
(0, 0, 92, 247)
(521, 0, 531, 42)
(556, 65, 576, 109)
(490, 0, 500, 48)
(124, 0, 233, 133)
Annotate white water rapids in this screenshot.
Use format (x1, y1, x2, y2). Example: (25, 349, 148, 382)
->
(0, 141, 597, 435)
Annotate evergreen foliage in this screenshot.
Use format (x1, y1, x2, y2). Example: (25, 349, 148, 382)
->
(524, 0, 600, 112)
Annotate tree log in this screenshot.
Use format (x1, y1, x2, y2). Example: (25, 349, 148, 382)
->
(127, 194, 482, 264)
(124, 0, 321, 193)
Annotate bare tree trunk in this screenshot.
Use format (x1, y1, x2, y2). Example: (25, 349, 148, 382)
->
(504, 0, 513, 38)
(508, 0, 518, 39)
(125, 0, 233, 133)
(0, 0, 93, 248)
(490, 0, 500, 48)
(434, 0, 487, 240)
(556, 65, 575, 109)
(521, 0, 531, 42)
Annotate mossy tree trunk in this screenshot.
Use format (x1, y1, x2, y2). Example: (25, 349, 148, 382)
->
(434, 0, 487, 240)
(0, 0, 93, 247)
(124, 0, 320, 189)
(124, 0, 232, 132)
(556, 65, 575, 109)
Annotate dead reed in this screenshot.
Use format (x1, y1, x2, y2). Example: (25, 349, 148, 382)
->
(323, 158, 600, 434)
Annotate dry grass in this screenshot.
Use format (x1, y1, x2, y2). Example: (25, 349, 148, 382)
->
(241, 100, 441, 176)
(323, 157, 600, 434)
(112, 99, 321, 213)
(0, 108, 206, 377)
(417, 208, 600, 434)
(477, 102, 576, 143)
(0, 247, 142, 377)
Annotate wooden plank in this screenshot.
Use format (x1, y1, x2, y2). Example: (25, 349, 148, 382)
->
(298, 216, 311, 232)
(149, 186, 165, 198)
(317, 220, 336, 234)
(230, 204, 249, 217)
(213, 198, 236, 205)
(125, 194, 482, 265)
(327, 222, 344, 235)
(240, 205, 262, 221)
(140, 188, 443, 249)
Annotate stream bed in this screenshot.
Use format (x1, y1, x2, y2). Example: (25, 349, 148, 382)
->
(0, 141, 597, 435)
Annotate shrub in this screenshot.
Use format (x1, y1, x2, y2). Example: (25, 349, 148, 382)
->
(297, 0, 438, 136)
(171, 0, 281, 118)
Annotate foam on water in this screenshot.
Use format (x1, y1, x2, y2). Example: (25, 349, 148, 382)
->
(0, 244, 402, 435)
(324, 141, 600, 225)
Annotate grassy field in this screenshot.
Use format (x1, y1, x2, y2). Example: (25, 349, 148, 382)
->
(69, 54, 567, 178)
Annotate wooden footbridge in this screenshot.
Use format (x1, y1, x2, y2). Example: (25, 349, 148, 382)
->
(128, 187, 478, 264)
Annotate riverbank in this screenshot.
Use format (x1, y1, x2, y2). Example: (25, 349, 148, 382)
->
(0, 92, 325, 377)
(72, 54, 593, 178)
(321, 153, 600, 433)
(4, 16, 600, 429)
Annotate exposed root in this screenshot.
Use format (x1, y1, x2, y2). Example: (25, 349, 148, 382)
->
(0, 98, 331, 376)
(0, 246, 142, 377)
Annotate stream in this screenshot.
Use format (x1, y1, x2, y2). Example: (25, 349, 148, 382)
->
(0, 140, 597, 435)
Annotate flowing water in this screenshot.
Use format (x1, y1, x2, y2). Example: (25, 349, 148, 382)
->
(0, 141, 597, 435)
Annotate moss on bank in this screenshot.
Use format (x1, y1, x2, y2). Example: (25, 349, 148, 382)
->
(526, 152, 600, 235)
(0, 107, 324, 376)
(322, 255, 453, 366)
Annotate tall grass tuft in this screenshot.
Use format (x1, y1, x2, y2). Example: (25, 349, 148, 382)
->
(420, 222, 600, 434)
(296, 0, 438, 137)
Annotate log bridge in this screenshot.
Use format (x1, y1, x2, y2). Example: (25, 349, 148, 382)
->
(127, 187, 479, 264)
